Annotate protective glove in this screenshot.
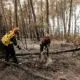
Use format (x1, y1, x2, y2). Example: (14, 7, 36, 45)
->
(17, 45, 21, 50)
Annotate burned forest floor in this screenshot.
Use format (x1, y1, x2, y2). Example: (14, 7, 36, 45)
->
(0, 40, 80, 80)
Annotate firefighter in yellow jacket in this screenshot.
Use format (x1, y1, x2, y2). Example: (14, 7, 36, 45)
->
(1, 27, 21, 64)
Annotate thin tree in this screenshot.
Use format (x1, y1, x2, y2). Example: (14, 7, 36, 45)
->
(68, 0, 73, 36)
(29, 0, 40, 40)
(18, 0, 28, 49)
(40, 0, 44, 37)
(9, 4, 12, 29)
(29, 0, 36, 23)
(14, 0, 18, 27)
(0, 0, 7, 34)
(27, 0, 34, 39)
(74, 6, 77, 38)
(60, 0, 67, 39)
(46, 0, 49, 33)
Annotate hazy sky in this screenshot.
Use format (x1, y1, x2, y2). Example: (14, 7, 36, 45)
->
(5, 0, 24, 11)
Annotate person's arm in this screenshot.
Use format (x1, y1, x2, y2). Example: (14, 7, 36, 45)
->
(11, 36, 21, 50)
(11, 36, 17, 45)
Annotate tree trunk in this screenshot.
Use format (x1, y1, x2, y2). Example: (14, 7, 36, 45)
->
(46, 0, 49, 33)
(29, 0, 40, 41)
(14, 0, 18, 27)
(74, 6, 77, 38)
(61, 0, 67, 39)
(0, 0, 7, 33)
(68, 0, 73, 36)
(18, 0, 28, 49)
(9, 5, 12, 29)
(27, 0, 33, 39)
(29, 0, 36, 23)
(40, 0, 44, 37)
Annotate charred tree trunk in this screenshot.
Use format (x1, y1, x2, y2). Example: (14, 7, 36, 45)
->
(9, 5, 12, 29)
(0, 0, 7, 32)
(29, 0, 40, 41)
(18, 0, 28, 49)
(40, 0, 44, 37)
(29, 0, 36, 23)
(14, 0, 18, 27)
(68, 0, 73, 36)
(23, 1, 30, 38)
(0, 13, 4, 37)
(46, 0, 49, 33)
(27, 0, 33, 39)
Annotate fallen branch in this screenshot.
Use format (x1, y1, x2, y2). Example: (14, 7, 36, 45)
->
(51, 47, 80, 54)
(15, 47, 80, 55)
(0, 47, 80, 58)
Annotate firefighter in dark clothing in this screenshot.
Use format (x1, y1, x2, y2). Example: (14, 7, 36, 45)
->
(1, 27, 21, 64)
(40, 34, 51, 58)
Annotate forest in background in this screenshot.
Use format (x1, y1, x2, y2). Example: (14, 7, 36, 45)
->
(1, 1, 80, 80)
(0, 0, 80, 42)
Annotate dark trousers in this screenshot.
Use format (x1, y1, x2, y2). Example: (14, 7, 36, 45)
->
(40, 43, 49, 57)
(3, 44, 18, 64)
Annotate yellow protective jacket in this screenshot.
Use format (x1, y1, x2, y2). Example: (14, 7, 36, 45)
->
(1, 31, 15, 46)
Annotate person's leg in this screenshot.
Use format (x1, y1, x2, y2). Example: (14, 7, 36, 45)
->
(40, 44, 43, 53)
(40, 44, 44, 58)
(45, 45, 49, 57)
(4, 46, 10, 62)
(9, 44, 18, 64)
